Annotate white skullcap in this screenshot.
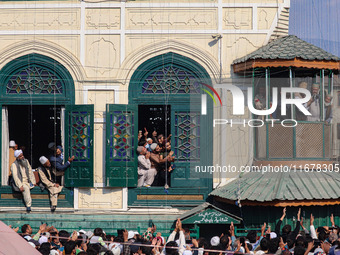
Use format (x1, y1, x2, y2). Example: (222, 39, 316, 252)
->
(86, 231, 93, 239)
(39, 235, 48, 245)
(50, 250, 59, 255)
(79, 229, 86, 235)
(128, 231, 135, 239)
(210, 236, 220, 246)
(270, 232, 277, 239)
(150, 143, 158, 151)
(14, 150, 23, 158)
(183, 250, 193, 255)
(110, 243, 121, 255)
(39, 156, 48, 165)
(27, 241, 36, 248)
(9, 140, 16, 147)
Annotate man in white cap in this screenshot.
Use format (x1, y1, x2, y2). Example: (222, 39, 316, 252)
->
(324, 93, 333, 124)
(38, 156, 63, 212)
(10, 150, 36, 212)
(306, 83, 321, 121)
(8, 140, 17, 178)
(137, 146, 156, 187)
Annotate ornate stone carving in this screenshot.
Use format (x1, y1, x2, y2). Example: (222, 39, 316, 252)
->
(87, 37, 117, 74)
(258, 8, 277, 30)
(86, 8, 120, 29)
(0, 9, 80, 30)
(223, 8, 252, 30)
(126, 8, 217, 30)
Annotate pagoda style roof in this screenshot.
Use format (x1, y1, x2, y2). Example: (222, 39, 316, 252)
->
(232, 35, 340, 73)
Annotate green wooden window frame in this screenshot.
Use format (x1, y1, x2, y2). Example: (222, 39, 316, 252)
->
(0, 54, 75, 105)
(124, 52, 213, 206)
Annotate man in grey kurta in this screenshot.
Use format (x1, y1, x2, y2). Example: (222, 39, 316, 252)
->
(38, 156, 63, 212)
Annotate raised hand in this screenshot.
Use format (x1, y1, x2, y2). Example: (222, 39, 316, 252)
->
(280, 207, 286, 221)
(297, 208, 301, 221)
(310, 214, 314, 226)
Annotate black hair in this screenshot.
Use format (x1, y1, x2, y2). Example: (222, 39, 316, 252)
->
(198, 237, 208, 248)
(50, 231, 58, 242)
(247, 230, 257, 243)
(59, 230, 70, 246)
(282, 224, 292, 234)
(268, 238, 279, 253)
(64, 240, 77, 255)
(138, 141, 147, 146)
(287, 238, 295, 249)
(295, 236, 306, 248)
(260, 237, 269, 251)
(294, 245, 305, 255)
(38, 243, 51, 255)
(141, 240, 153, 255)
(94, 228, 104, 237)
(318, 231, 327, 242)
(21, 224, 30, 234)
(165, 241, 179, 255)
(220, 235, 230, 250)
(87, 243, 102, 255)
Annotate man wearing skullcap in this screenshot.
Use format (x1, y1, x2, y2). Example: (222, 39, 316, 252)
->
(324, 92, 333, 124)
(38, 156, 63, 212)
(10, 150, 36, 212)
(137, 146, 156, 187)
(306, 83, 321, 121)
(294, 82, 308, 121)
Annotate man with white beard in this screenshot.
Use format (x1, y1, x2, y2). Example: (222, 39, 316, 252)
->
(10, 150, 36, 212)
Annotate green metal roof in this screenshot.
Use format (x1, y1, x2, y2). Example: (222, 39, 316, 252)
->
(210, 171, 340, 202)
(232, 35, 340, 65)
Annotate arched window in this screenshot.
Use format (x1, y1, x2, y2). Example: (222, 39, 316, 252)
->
(0, 54, 74, 105)
(106, 52, 213, 206)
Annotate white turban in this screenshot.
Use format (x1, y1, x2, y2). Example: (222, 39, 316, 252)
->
(39, 156, 48, 165)
(9, 140, 16, 147)
(14, 150, 23, 158)
(210, 236, 220, 246)
(150, 143, 158, 151)
(39, 235, 48, 245)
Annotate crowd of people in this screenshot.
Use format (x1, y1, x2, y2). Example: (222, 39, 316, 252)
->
(8, 141, 75, 213)
(254, 82, 333, 123)
(137, 128, 175, 188)
(7, 209, 340, 255)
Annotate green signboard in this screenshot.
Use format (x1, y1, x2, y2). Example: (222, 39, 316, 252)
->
(182, 208, 241, 224)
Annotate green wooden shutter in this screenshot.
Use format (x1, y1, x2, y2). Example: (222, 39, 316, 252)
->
(171, 104, 212, 188)
(105, 104, 138, 187)
(64, 105, 94, 187)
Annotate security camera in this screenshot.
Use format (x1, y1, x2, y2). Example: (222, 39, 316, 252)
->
(212, 34, 222, 40)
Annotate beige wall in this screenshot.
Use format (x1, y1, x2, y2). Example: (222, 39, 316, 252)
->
(0, 0, 289, 209)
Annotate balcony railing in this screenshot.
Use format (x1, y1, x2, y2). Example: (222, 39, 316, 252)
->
(255, 122, 332, 160)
